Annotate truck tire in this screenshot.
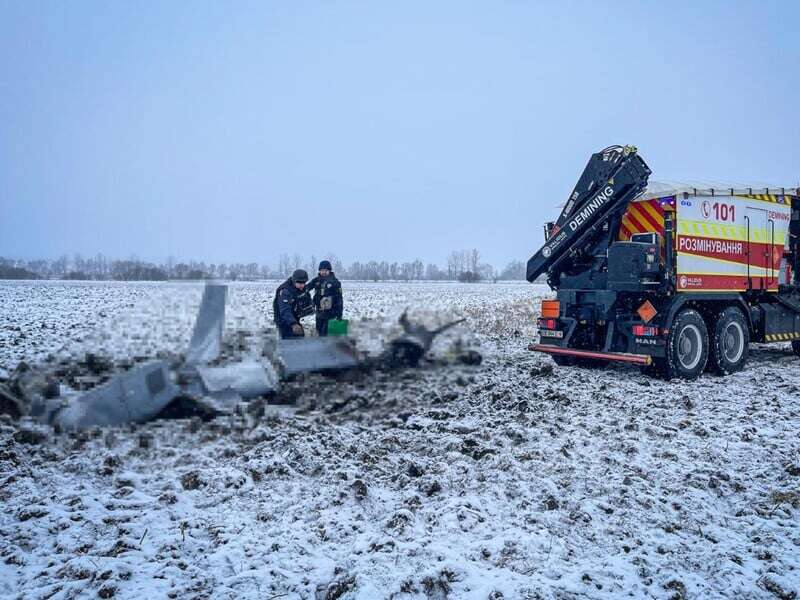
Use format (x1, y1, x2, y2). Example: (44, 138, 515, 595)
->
(708, 307, 749, 375)
(792, 340, 800, 356)
(662, 308, 709, 380)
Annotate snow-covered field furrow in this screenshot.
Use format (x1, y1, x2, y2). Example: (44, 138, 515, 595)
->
(0, 281, 798, 599)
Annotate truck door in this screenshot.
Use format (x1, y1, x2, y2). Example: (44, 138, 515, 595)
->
(745, 207, 773, 290)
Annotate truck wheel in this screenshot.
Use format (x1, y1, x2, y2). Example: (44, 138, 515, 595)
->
(664, 309, 709, 380)
(708, 307, 749, 375)
(792, 340, 800, 356)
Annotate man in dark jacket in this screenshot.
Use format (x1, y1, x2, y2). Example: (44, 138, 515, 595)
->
(307, 260, 343, 336)
(273, 269, 313, 339)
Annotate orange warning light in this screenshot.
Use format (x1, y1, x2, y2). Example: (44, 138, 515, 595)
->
(541, 299, 560, 318)
(637, 300, 657, 323)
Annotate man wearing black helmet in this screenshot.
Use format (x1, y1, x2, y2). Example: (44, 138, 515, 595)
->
(307, 260, 343, 336)
(273, 269, 313, 338)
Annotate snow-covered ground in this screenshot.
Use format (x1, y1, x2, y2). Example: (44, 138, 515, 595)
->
(1, 281, 799, 599)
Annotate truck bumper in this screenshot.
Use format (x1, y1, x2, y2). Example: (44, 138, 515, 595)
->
(529, 343, 653, 365)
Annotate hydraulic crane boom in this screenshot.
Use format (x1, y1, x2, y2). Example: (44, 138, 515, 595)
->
(526, 145, 652, 285)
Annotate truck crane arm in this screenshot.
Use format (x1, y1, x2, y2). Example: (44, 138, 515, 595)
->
(526, 145, 652, 285)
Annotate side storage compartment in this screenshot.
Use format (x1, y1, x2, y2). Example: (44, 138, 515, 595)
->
(753, 303, 800, 343)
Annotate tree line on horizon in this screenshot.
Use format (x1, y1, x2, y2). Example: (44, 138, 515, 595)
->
(0, 252, 528, 282)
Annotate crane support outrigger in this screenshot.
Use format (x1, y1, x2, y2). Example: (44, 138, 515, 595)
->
(528, 145, 800, 379)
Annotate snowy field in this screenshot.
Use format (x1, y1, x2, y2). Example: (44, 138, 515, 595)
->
(1, 280, 799, 599)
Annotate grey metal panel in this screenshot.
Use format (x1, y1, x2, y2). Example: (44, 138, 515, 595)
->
(276, 337, 359, 376)
(185, 283, 227, 365)
(53, 361, 179, 431)
(196, 359, 279, 399)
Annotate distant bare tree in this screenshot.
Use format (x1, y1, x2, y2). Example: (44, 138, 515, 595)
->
(447, 252, 458, 279)
(478, 263, 495, 282)
(410, 259, 423, 280)
(246, 262, 259, 280)
(325, 253, 344, 274)
(96, 253, 108, 279)
(291, 253, 303, 273)
(499, 260, 526, 280)
(425, 263, 446, 280)
(277, 253, 291, 278)
(469, 249, 480, 273)
(52, 255, 68, 278)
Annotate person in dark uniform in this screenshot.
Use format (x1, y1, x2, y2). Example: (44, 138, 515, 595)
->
(307, 260, 343, 336)
(273, 269, 313, 339)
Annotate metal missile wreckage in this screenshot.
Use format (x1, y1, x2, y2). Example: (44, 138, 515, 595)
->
(1, 283, 477, 430)
(276, 337, 360, 376)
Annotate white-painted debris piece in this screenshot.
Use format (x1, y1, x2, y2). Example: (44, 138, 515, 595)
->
(185, 283, 227, 365)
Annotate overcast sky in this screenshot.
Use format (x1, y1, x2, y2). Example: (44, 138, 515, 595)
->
(1, 1, 798, 269)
